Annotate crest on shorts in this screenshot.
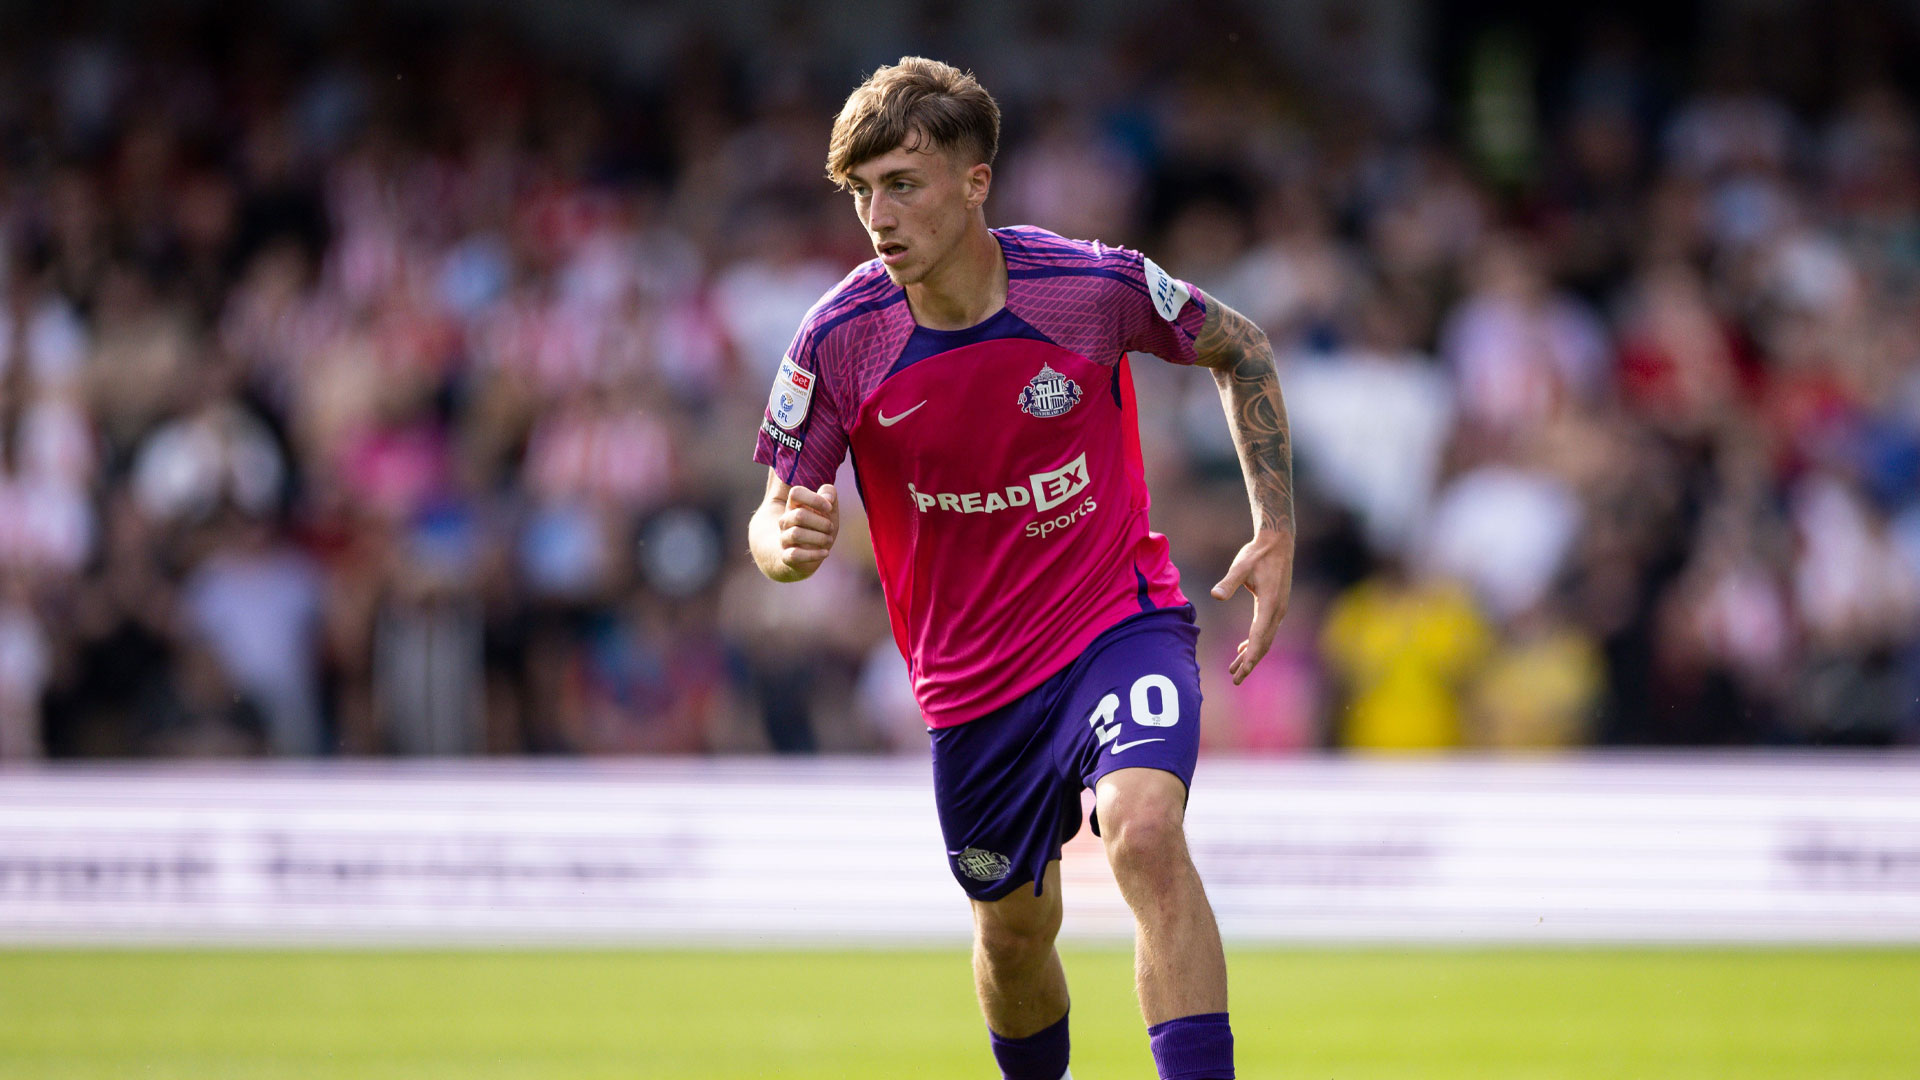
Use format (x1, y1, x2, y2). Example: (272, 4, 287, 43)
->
(1018, 364, 1081, 419)
(956, 847, 1012, 883)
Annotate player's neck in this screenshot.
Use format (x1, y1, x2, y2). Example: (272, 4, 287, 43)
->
(905, 220, 1006, 331)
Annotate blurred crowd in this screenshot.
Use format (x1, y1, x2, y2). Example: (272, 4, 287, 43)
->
(0, 1, 1916, 760)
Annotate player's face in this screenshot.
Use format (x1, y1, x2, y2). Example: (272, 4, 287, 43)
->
(846, 143, 987, 286)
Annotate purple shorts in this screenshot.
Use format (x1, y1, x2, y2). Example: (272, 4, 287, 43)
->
(929, 605, 1202, 901)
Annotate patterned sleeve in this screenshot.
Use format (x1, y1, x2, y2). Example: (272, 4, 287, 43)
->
(751, 326, 849, 489)
(1103, 245, 1211, 365)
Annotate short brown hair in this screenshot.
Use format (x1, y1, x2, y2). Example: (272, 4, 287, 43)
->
(826, 57, 1000, 187)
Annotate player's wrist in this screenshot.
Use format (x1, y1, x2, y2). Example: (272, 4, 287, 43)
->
(1249, 522, 1295, 544)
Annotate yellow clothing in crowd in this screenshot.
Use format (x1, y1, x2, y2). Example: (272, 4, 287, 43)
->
(1321, 578, 1493, 751)
(1470, 628, 1604, 748)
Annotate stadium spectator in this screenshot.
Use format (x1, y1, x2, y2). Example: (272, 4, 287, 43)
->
(1321, 563, 1493, 751)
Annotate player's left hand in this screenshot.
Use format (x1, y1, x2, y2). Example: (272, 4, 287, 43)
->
(1209, 528, 1295, 685)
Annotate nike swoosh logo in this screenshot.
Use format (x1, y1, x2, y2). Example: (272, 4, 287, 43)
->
(1110, 738, 1166, 755)
(877, 401, 926, 426)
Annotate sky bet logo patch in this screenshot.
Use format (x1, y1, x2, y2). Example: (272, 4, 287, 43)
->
(768, 355, 814, 431)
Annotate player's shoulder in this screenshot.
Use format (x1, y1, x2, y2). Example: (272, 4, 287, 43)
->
(792, 260, 905, 360)
(1001, 226, 1203, 331)
(995, 225, 1140, 273)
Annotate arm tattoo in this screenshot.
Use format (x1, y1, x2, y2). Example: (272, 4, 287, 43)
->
(1192, 300, 1295, 534)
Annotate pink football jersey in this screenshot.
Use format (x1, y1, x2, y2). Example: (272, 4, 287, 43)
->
(753, 226, 1210, 728)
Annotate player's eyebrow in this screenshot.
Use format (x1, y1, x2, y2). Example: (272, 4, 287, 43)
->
(849, 167, 922, 188)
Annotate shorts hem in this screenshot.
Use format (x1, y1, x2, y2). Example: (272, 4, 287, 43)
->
(964, 873, 1041, 902)
(1084, 762, 1193, 838)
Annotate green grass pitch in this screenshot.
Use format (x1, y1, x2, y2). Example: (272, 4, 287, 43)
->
(1, 947, 1915, 1078)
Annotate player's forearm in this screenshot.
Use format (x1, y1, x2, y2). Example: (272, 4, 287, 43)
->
(1212, 352, 1293, 535)
(1196, 309, 1295, 536)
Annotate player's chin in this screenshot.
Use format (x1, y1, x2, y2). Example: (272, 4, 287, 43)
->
(880, 259, 923, 286)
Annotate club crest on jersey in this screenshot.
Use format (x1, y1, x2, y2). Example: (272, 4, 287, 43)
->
(1018, 363, 1081, 419)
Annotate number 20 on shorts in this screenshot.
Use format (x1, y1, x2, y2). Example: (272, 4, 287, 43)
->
(1086, 673, 1180, 746)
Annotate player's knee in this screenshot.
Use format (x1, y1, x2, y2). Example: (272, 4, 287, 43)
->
(973, 898, 1060, 970)
(975, 916, 1057, 971)
(1101, 793, 1188, 882)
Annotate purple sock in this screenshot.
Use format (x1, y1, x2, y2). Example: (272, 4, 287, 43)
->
(1147, 1012, 1234, 1080)
(989, 1009, 1070, 1080)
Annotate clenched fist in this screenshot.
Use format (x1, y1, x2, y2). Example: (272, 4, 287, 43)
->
(750, 473, 840, 582)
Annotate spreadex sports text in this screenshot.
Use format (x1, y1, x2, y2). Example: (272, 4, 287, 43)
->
(906, 451, 1098, 538)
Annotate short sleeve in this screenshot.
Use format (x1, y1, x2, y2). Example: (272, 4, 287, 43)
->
(1104, 247, 1210, 365)
(751, 331, 849, 489)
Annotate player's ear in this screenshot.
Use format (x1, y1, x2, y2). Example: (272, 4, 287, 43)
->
(964, 162, 992, 210)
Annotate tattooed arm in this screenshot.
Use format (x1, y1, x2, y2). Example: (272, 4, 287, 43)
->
(1191, 298, 1296, 684)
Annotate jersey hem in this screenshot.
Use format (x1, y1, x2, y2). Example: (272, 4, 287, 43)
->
(919, 601, 1195, 729)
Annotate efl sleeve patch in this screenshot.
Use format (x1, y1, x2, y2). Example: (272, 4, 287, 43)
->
(1142, 256, 1192, 323)
(768, 354, 815, 431)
